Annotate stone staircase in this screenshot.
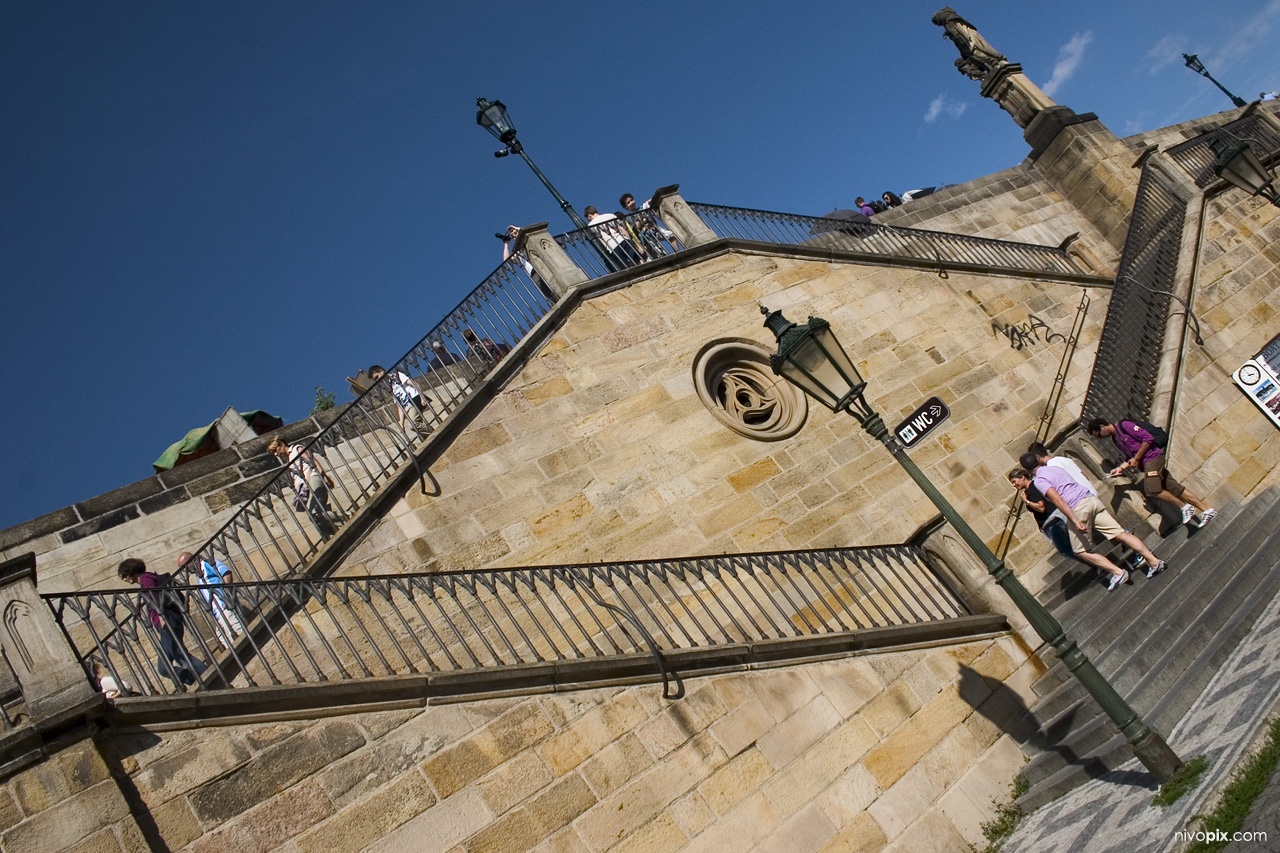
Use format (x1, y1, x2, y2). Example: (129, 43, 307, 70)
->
(1015, 486, 1280, 810)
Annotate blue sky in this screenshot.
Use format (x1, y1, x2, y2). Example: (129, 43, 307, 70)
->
(4, 1, 1279, 530)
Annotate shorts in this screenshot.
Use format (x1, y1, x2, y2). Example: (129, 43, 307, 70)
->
(1140, 457, 1185, 499)
(1067, 495, 1126, 549)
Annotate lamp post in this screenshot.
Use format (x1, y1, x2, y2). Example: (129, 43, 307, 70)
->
(1182, 54, 1247, 108)
(1211, 138, 1280, 207)
(476, 97, 590, 231)
(761, 306, 1184, 783)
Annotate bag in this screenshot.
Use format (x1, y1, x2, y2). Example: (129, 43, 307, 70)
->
(292, 483, 311, 512)
(1126, 419, 1168, 448)
(152, 572, 186, 614)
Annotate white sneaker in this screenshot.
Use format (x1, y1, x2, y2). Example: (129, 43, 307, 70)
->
(1180, 504, 1196, 525)
(1199, 508, 1218, 526)
(1108, 570, 1130, 591)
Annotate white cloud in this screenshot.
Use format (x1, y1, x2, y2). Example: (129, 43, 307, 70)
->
(1211, 0, 1280, 72)
(1043, 32, 1094, 97)
(923, 94, 968, 123)
(1144, 35, 1186, 75)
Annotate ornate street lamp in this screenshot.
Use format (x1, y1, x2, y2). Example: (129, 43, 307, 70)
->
(761, 306, 1184, 783)
(475, 97, 589, 231)
(1211, 138, 1280, 207)
(1182, 54, 1247, 108)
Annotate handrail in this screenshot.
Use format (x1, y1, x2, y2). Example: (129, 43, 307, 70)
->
(556, 207, 682, 278)
(48, 544, 972, 698)
(688, 203, 1082, 276)
(168, 253, 555, 594)
(1084, 112, 1280, 422)
(996, 291, 1091, 559)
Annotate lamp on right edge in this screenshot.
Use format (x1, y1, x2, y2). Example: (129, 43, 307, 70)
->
(1212, 138, 1280, 207)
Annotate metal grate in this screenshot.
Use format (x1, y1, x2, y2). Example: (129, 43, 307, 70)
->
(1081, 169, 1188, 421)
(1165, 113, 1280, 189)
(48, 545, 972, 697)
(1084, 111, 1280, 421)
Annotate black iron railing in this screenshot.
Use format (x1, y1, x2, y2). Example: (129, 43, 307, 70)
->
(49, 545, 972, 697)
(556, 207, 682, 278)
(689, 203, 1081, 275)
(1083, 112, 1280, 421)
(1165, 112, 1280, 189)
(164, 255, 554, 589)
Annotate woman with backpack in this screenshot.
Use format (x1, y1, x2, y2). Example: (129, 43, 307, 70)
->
(118, 558, 207, 689)
(1085, 417, 1218, 527)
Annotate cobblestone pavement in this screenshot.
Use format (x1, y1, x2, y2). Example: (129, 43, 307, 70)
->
(1001, 583, 1280, 853)
(1222, 763, 1280, 852)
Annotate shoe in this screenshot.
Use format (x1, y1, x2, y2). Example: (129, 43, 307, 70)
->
(1108, 570, 1130, 591)
(1128, 554, 1147, 571)
(1199, 508, 1218, 527)
(1180, 504, 1196, 525)
(1147, 560, 1167, 579)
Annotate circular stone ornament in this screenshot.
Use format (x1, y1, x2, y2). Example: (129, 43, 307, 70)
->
(692, 339, 808, 440)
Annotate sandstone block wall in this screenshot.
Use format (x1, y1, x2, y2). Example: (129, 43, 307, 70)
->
(0, 638, 1035, 852)
(0, 411, 340, 595)
(873, 164, 1121, 274)
(1160, 191, 1280, 502)
(333, 253, 1108, 600)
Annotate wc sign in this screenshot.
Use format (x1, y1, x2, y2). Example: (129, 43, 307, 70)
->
(894, 396, 951, 448)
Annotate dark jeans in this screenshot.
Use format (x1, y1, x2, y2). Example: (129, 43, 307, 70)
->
(1042, 518, 1077, 560)
(610, 241, 643, 269)
(305, 475, 338, 538)
(152, 611, 206, 687)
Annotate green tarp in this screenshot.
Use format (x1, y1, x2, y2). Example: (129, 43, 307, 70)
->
(152, 410, 283, 472)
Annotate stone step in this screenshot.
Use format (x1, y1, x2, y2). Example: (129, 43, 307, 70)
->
(1143, 538, 1280, 733)
(1028, 498, 1263, 701)
(1106, 513, 1280, 698)
(1016, 731, 1129, 812)
(1014, 487, 1280, 807)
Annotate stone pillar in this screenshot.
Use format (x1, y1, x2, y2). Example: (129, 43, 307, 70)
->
(0, 553, 98, 721)
(981, 63, 1056, 129)
(512, 222, 589, 300)
(650, 185, 718, 249)
(1029, 117, 1141, 252)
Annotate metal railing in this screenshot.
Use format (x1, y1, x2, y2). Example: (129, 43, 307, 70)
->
(49, 545, 972, 698)
(557, 207, 682, 278)
(996, 291, 1092, 559)
(1165, 112, 1280, 189)
(160, 254, 554, 591)
(1083, 113, 1280, 422)
(689, 203, 1082, 276)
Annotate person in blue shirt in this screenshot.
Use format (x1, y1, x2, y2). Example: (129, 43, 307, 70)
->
(178, 551, 244, 650)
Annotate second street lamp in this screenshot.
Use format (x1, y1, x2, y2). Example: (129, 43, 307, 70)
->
(1212, 138, 1280, 207)
(1182, 54, 1247, 108)
(475, 97, 589, 231)
(761, 305, 1184, 783)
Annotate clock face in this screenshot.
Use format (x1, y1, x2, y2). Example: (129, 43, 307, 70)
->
(1240, 363, 1262, 386)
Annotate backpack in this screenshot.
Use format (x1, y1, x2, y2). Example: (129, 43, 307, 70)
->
(868, 199, 888, 213)
(1124, 419, 1168, 449)
(152, 572, 187, 614)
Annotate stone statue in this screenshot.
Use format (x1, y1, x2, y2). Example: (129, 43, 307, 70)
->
(932, 7, 1007, 80)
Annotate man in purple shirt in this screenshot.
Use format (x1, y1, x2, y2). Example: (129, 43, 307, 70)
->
(1019, 453, 1167, 590)
(1085, 417, 1217, 527)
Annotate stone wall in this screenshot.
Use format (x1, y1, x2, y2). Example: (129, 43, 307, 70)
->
(332, 252, 1108, 599)
(874, 164, 1121, 274)
(0, 411, 344, 595)
(0, 637, 1034, 853)
(1160, 189, 1280, 501)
